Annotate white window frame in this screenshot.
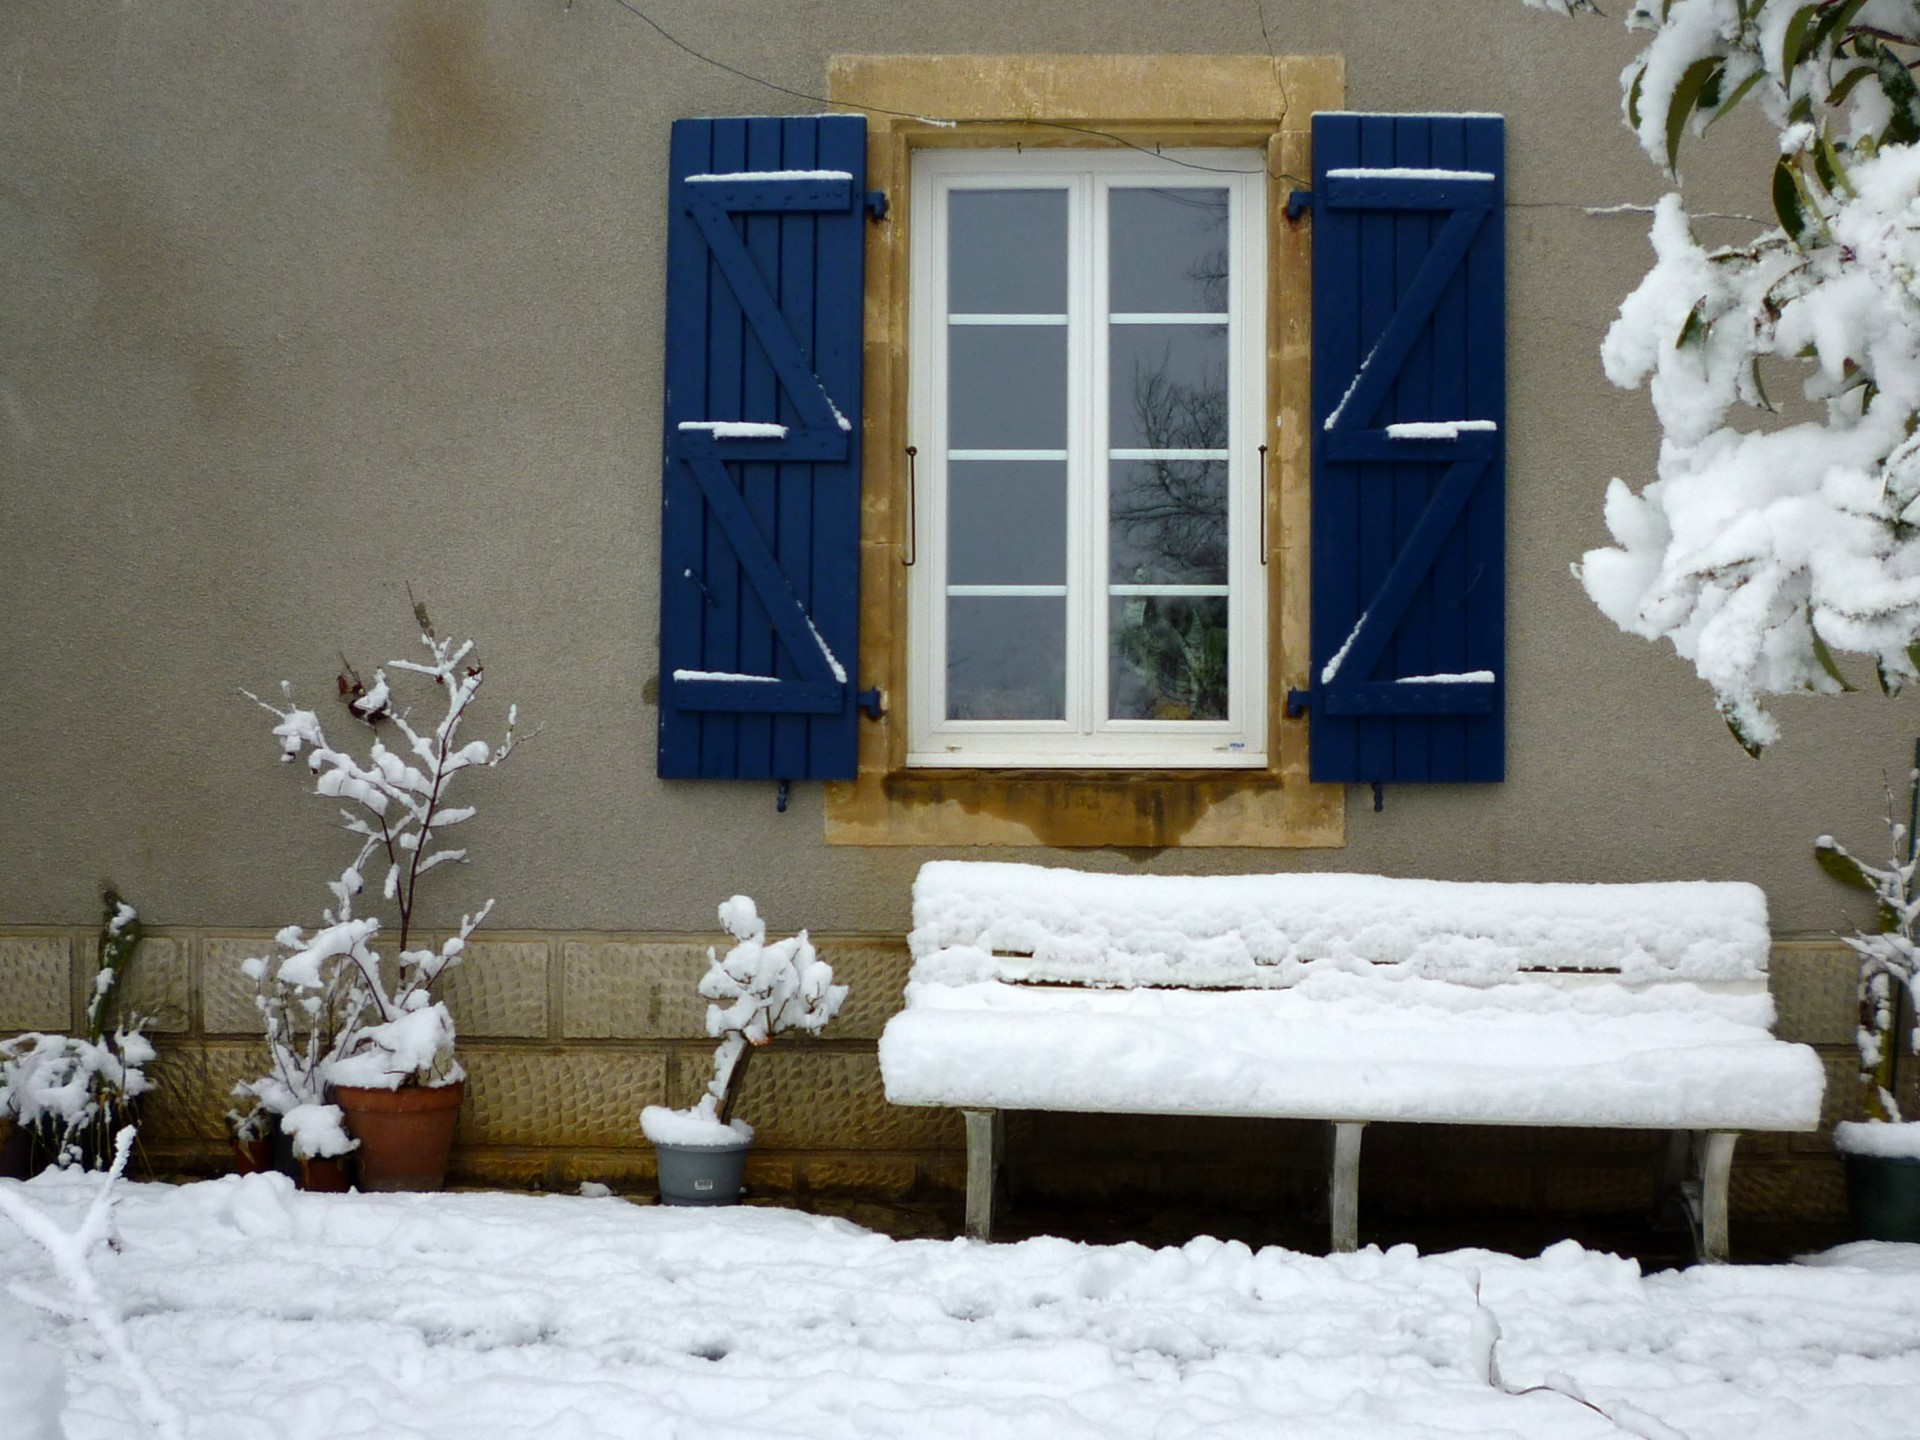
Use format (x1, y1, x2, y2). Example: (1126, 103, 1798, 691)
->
(906, 147, 1268, 768)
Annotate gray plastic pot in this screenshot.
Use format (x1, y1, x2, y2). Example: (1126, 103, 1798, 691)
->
(654, 1137, 752, 1206)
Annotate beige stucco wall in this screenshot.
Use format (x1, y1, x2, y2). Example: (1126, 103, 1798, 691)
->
(0, 2, 1908, 939)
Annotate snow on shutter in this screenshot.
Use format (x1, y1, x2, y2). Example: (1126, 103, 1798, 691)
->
(657, 115, 870, 781)
(1300, 113, 1505, 785)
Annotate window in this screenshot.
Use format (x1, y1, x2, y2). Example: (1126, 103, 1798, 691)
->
(821, 54, 1349, 847)
(907, 149, 1267, 767)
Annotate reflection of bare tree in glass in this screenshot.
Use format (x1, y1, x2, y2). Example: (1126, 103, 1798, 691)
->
(1110, 347, 1230, 721)
(1190, 245, 1228, 314)
(1115, 359, 1228, 581)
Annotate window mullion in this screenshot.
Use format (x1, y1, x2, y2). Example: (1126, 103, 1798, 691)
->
(1078, 171, 1107, 742)
(1065, 170, 1096, 741)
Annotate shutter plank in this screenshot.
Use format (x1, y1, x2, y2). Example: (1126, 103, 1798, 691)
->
(700, 119, 750, 780)
(1392, 116, 1434, 783)
(1355, 115, 1397, 785)
(806, 115, 866, 781)
(1426, 117, 1472, 780)
(1463, 118, 1507, 783)
(659, 120, 715, 780)
(772, 114, 819, 782)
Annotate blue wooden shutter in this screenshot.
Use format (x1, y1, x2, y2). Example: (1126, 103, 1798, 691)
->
(1302, 113, 1505, 784)
(657, 115, 868, 780)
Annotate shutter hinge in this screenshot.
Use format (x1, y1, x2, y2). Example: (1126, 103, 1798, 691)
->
(864, 190, 889, 221)
(857, 687, 885, 719)
(1285, 189, 1312, 221)
(1285, 688, 1312, 719)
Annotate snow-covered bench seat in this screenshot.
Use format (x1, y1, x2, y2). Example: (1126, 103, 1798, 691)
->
(878, 862, 1827, 1262)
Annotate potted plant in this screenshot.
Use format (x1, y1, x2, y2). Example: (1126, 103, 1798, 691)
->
(0, 890, 161, 1177)
(237, 602, 517, 1192)
(1816, 739, 1920, 1240)
(641, 896, 846, 1206)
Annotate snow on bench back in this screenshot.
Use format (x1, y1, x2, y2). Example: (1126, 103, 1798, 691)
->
(907, 862, 1771, 989)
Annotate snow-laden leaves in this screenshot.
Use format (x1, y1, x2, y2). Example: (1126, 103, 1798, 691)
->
(1539, 0, 1920, 745)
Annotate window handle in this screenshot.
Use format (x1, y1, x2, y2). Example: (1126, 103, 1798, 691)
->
(902, 445, 918, 567)
(1258, 443, 1269, 567)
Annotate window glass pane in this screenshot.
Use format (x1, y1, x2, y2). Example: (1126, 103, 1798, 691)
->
(950, 325, 1068, 450)
(1109, 325, 1227, 450)
(1110, 595, 1229, 721)
(950, 461, 1066, 586)
(949, 189, 1068, 314)
(948, 596, 1066, 720)
(1109, 459, 1227, 585)
(1109, 187, 1230, 314)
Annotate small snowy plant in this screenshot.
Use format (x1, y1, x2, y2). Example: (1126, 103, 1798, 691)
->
(640, 897, 846, 1149)
(1817, 742, 1920, 1157)
(232, 606, 517, 1162)
(0, 890, 159, 1170)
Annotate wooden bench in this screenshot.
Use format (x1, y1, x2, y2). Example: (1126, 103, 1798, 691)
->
(878, 862, 1826, 1262)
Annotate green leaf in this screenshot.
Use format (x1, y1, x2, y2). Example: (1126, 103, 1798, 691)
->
(1812, 630, 1858, 691)
(1750, 355, 1776, 413)
(1813, 130, 1856, 197)
(1816, 836, 1876, 892)
(1721, 707, 1766, 757)
(1773, 154, 1810, 243)
(1809, 0, 1872, 57)
(1704, 68, 1764, 131)
(1877, 656, 1903, 696)
(1666, 57, 1725, 172)
(1626, 66, 1645, 131)
(1677, 297, 1710, 349)
(1827, 62, 1877, 110)
(1779, 2, 1823, 74)
(1866, 36, 1920, 145)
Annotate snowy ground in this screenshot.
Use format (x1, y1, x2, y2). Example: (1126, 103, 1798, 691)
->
(4, 1171, 1920, 1439)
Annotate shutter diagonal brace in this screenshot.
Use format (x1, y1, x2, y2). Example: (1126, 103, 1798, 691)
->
(686, 197, 849, 445)
(675, 456, 845, 708)
(1322, 204, 1489, 436)
(1319, 457, 1491, 712)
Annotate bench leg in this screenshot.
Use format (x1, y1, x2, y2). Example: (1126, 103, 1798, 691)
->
(1330, 1122, 1366, 1253)
(1665, 1129, 1739, 1263)
(963, 1108, 1002, 1242)
(1696, 1131, 1738, 1264)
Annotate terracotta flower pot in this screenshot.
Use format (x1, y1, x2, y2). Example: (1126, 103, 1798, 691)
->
(0, 1115, 33, 1181)
(334, 1080, 465, 1192)
(232, 1136, 276, 1176)
(296, 1155, 353, 1192)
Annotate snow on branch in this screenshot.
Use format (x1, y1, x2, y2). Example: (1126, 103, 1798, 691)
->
(0, 1129, 185, 1440)
(1538, 0, 1920, 749)
(640, 896, 847, 1146)
(232, 607, 519, 1150)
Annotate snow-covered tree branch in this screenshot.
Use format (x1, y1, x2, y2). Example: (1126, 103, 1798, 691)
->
(640, 897, 846, 1147)
(0, 1129, 185, 1440)
(1536, 0, 1920, 749)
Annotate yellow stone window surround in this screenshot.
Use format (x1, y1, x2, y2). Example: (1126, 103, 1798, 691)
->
(824, 54, 1345, 848)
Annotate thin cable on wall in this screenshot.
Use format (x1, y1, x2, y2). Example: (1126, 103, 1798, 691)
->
(595, 0, 1283, 178)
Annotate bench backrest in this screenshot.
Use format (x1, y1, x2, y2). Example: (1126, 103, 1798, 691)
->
(908, 862, 1772, 990)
